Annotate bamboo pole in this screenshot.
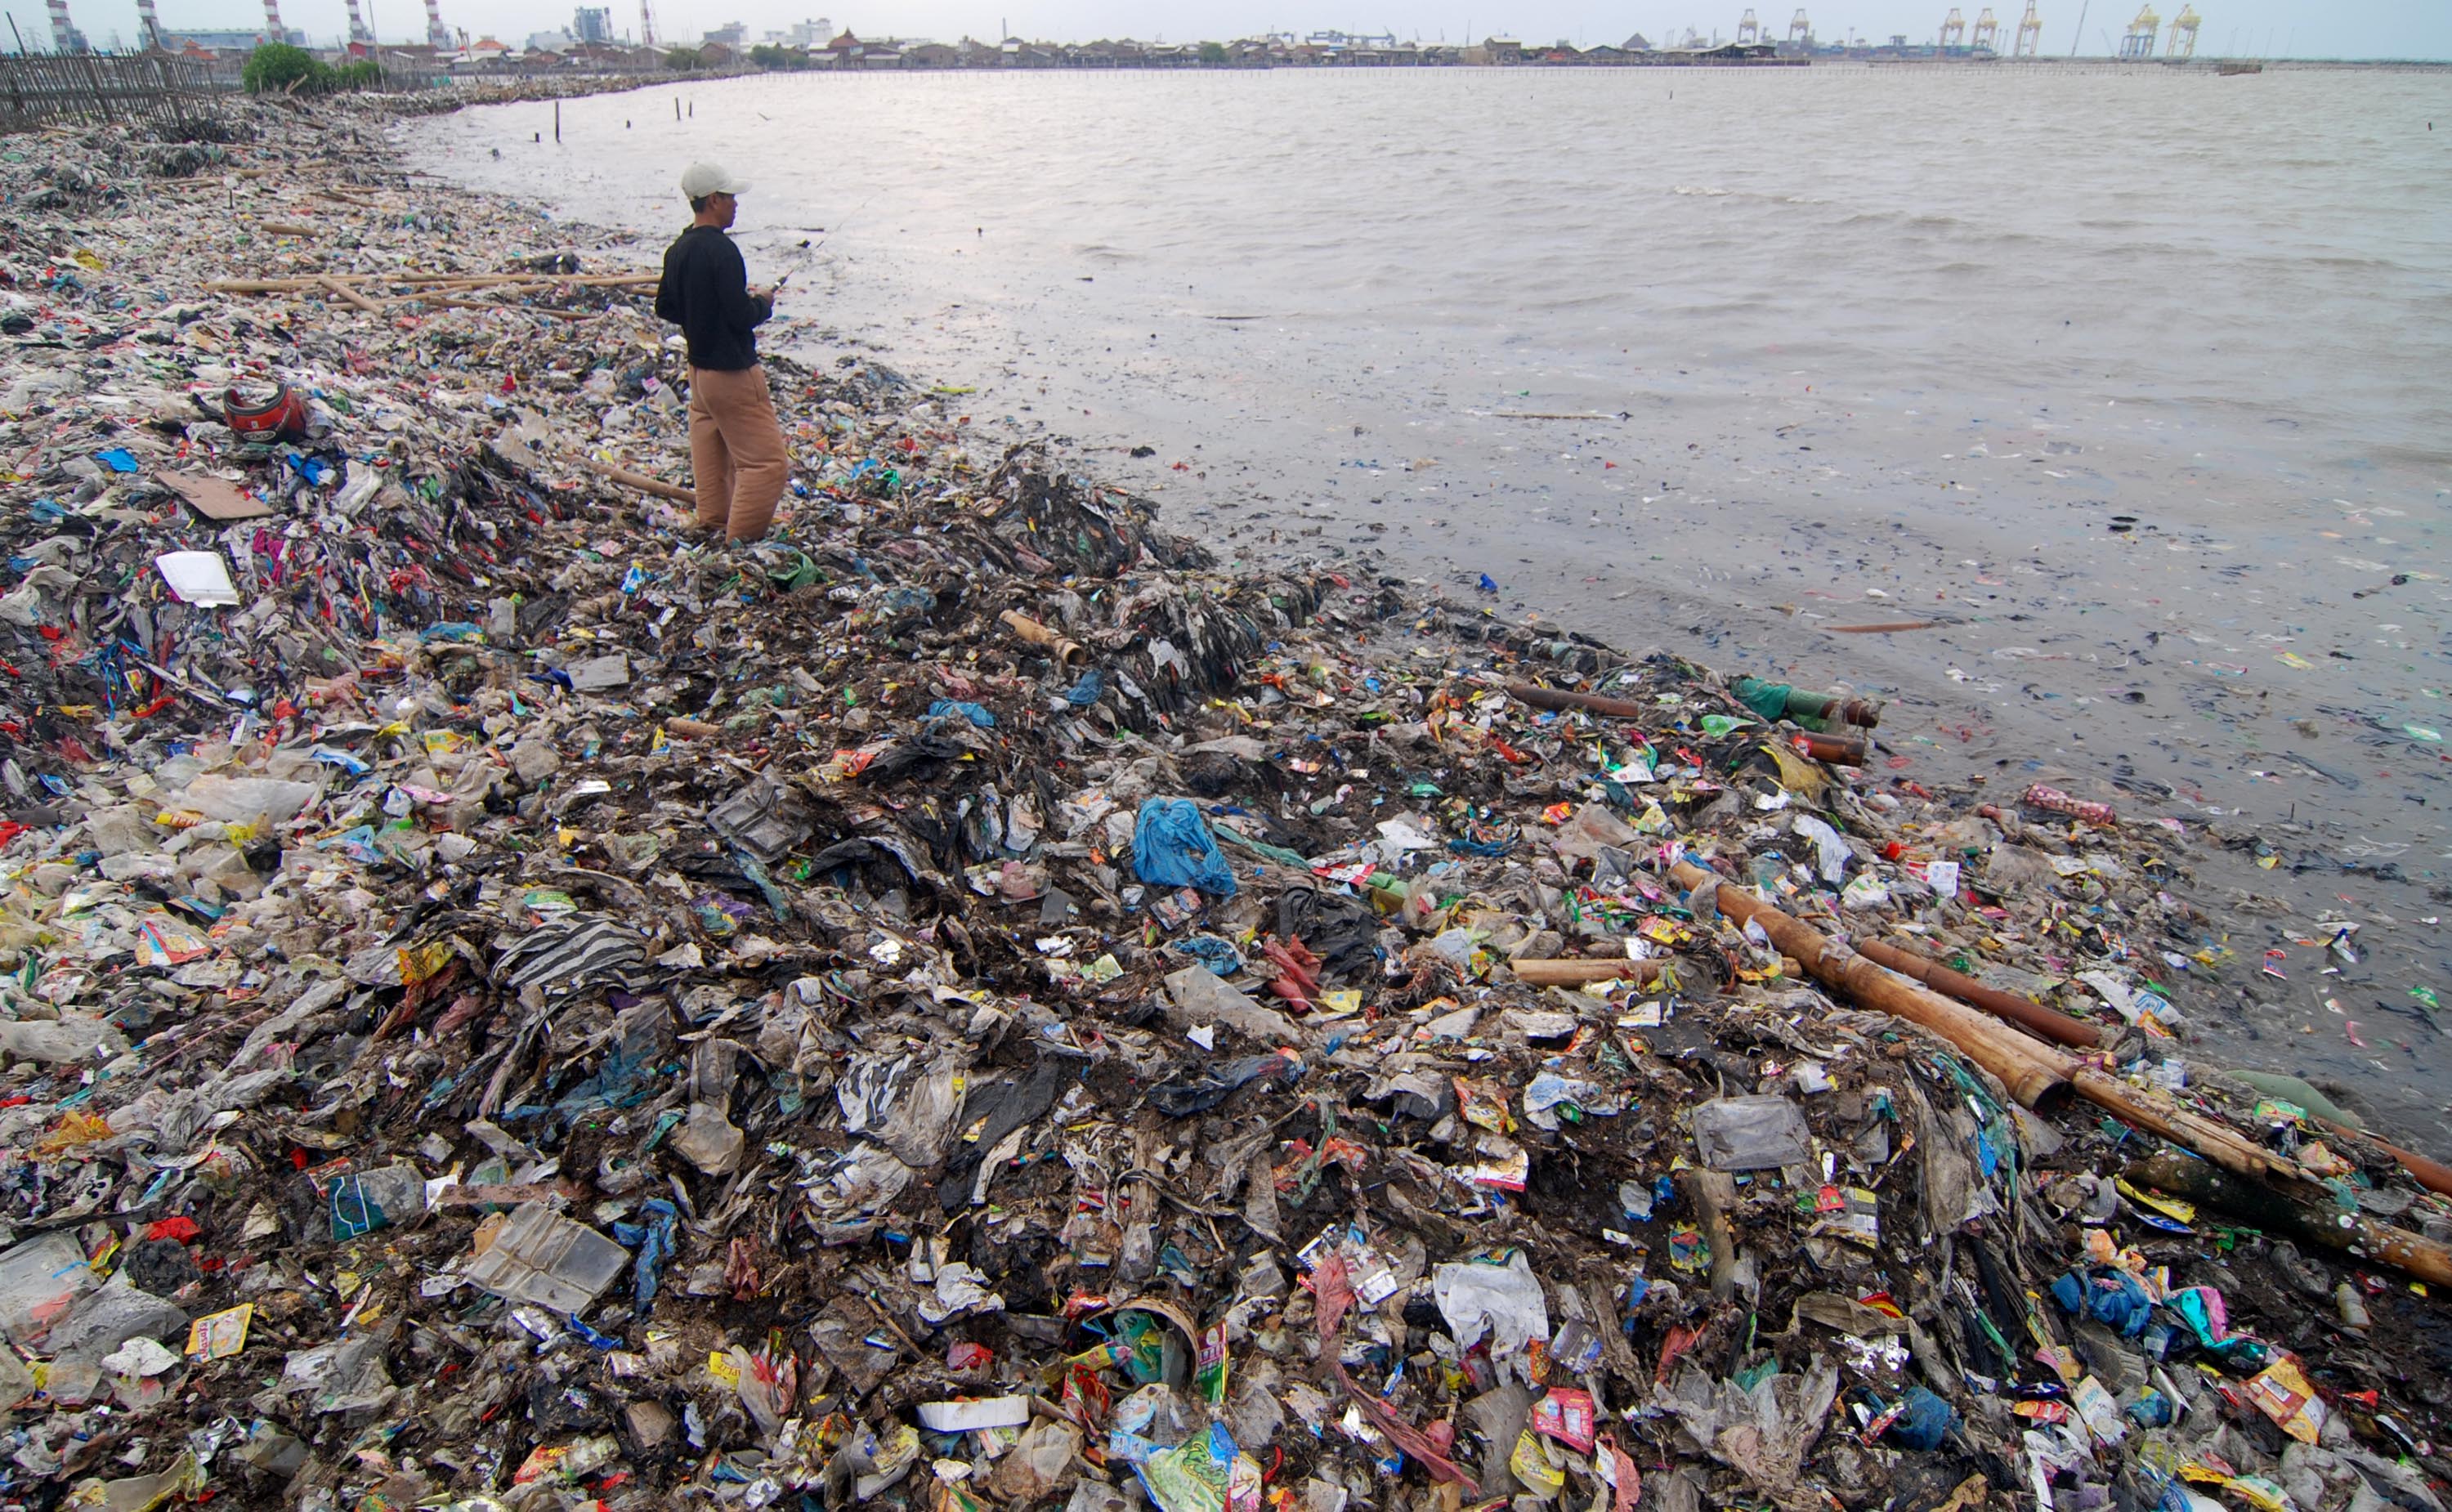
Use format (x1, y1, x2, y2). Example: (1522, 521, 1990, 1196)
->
(1855, 936, 2116, 1049)
(1508, 958, 1676, 988)
(423, 297, 597, 321)
(1506, 682, 1647, 718)
(1000, 611, 1085, 666)
(2128, 1152, 2452, 1287)
(208, 272, 657, 295)
(2341, 1129, 2452, 1202)
(1671, 859, 2071, 1112)
(1669, 858, 2452, 1286)
(318, 276, 383, 315)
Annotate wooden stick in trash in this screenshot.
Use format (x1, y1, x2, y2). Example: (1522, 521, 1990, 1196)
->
(1000, 611, 1084, 666)
(317, 276, 383, 315)
(259, 219, 317, 238)
(1665, 857, 2452, 1289)
(2128, 1151, 2452, 1288)
(1855, 937, 2117, 1050)
(423, 297, 598, 321)
(1509, 958, 1675, 988)
(1505, 682, 1647, 718)
(1669, 859, 2072, 1113)
(1680, 1168, 1741, 1300)
(574, 454, 694, 506)
(2320, 1125, 2452, 1202)
(208, 273, 658, 294)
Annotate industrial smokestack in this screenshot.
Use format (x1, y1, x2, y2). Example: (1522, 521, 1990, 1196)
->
(424, 0, 450, 49)
(261, 0, 285, 42)
(46, 0, 85, 51)
(342, 0, 371, 42)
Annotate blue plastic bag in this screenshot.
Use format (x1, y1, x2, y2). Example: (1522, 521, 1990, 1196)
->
(1170, 933, 1244, 977)
(1881, 1386, 1958, 1450)
(2051, 1266, 2153, 1337)
(1133, 798, 1237, 897)
(927, 699, 996, 728)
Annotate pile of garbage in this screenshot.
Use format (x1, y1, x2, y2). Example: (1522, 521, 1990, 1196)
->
(0, 103, 2447, 1512)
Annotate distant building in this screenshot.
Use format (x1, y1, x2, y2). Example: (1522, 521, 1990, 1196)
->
(571, 6, 611, 42)
(701, 20, 745, 45)
(172, 26, 301, 49)
(780, 16, 830, 45)
(527, 29, 574, 51)
(1623, 31, 1653, 49)
(821, 29, 902, 65)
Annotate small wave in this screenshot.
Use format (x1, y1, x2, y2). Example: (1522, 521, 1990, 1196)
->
(1671, 186, 1733, 196)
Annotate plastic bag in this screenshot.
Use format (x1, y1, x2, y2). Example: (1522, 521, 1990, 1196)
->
(2049, 1266, 2153, 1338)
(1878, 1386, 1958, 1449)
(1134, 798, 1238, 897)
(1690, 1096, 1813, 1172)
(991, 1418, 1084, 1503)
(45, 1277, 189, 1368)
(459, 1204, 629, 1313)
(0, 1231, 101, 1345)
(1431, 1250, 1550, 1357)
(0, 1016, 129, 1065)
(173, 774, 320, 825)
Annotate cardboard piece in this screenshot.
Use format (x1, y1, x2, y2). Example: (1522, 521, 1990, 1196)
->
(158, 472, 273, 521)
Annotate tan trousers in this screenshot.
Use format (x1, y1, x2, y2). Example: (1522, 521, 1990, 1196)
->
(686, 365, 788, 541)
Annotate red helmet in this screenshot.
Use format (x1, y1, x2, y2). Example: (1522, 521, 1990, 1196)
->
(223, 382, 311, 443)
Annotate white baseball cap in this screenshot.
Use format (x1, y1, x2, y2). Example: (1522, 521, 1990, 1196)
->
(679, 162, 750, 199)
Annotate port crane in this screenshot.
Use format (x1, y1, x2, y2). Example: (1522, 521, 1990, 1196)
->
(1736, 8, 1761, 42)
(1938, 6, 1965, 44)
(2117, 2, 2158, 56)
(1971, 7, 1998, 47)
(2163, 2, 2198, 55)
(1788, 7, 1810, 43)
(2012, 0, 2042, 54)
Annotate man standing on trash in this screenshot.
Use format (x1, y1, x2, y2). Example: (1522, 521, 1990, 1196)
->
(656, 163, 789, 542)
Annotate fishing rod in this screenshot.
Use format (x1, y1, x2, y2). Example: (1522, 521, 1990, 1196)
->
(805, 191, 882, 254)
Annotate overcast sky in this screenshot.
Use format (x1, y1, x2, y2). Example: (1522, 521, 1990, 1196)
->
(66, 0, 2450, 57)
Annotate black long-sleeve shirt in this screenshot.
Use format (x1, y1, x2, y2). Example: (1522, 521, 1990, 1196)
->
(655, 225, 772, 371)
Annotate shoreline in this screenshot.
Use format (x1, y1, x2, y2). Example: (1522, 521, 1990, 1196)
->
(0, 96, 2448, 1507)
(413, 71, 2452, 1151)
